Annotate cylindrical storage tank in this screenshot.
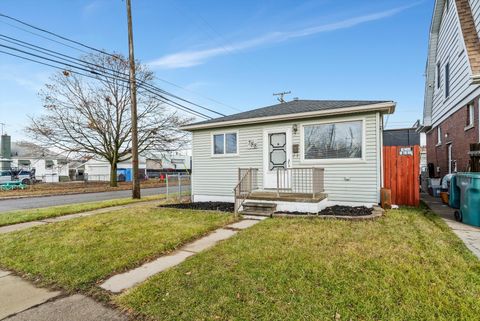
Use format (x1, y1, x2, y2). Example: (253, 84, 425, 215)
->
(0, 135, 11, 158)
(0, 134, 11, 170)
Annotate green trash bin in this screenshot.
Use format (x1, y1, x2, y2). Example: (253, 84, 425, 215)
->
(449, 174, 460, 209)
(455, 173, 480, 227)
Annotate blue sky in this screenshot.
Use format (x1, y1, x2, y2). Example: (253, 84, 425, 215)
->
(0, 0, 433, 140)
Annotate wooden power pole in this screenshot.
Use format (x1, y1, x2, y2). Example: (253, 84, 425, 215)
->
(126, 0, 141, 199)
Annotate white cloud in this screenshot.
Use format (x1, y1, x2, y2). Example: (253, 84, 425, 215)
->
(149, 3, 419, 69)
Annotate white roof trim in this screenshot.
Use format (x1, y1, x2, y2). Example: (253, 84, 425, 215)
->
(182, 102, 395, 131)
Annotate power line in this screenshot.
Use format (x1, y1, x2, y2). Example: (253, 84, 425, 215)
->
(0, 34, 222, 118)
(0, 12, 238, 114)
(0, 13, 114, 57)
(0, 48, 212, 119)
(153, 76, 242, 112)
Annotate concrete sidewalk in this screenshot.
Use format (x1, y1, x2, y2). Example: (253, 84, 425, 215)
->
(0, 199, 164, 235)
(0, 270, 127, 321)
(422, 193, 480, 259)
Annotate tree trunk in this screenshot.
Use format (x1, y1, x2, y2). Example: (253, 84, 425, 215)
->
(110, 162, 118, 187)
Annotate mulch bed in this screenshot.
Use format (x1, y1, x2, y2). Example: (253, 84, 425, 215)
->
(279, 205, 373, 217)
(159, 202, 234, 213)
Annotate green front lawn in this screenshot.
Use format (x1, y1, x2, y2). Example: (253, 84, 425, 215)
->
(118, 207, 480, 321)
(0, 205, 235, 292)
(0, 194, 168, 227)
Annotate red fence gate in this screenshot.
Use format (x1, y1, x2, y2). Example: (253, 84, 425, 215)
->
(383, 146, 420, 206)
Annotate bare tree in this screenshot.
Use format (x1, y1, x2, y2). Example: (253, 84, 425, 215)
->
(27, 53, 190, 187)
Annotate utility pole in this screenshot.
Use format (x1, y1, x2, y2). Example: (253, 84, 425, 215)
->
(273, 91, 291, 103)
(126, 0, 140, 199)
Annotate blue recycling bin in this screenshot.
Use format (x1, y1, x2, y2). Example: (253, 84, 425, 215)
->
(455, 173, 480, 227)
(449, 174, 460, 209)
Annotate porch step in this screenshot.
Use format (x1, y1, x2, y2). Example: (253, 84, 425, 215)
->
(240, 202, 276, 217)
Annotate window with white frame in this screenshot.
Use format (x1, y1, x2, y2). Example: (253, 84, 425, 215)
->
(303, 120, 362, 160)
(437, 126, 442, 144)
(213, 132, 237, 155)
(467, 102, 475, 127)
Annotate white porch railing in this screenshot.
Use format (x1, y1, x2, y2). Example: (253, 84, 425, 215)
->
(275, 167, 325, 198)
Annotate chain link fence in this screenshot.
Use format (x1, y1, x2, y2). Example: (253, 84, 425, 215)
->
(166, 173, 191, 202)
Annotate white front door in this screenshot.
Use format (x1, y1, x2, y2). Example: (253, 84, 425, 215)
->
(263, 127, 292, 189)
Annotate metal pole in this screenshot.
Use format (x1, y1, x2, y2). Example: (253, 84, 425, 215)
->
(126, 0, 140, 199)
(166, 174, 169, 200)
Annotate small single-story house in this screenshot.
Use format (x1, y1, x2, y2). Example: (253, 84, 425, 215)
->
(82, 150, 192, 182)
(182, 99, 395, 214)
(9, 140, 69, 182)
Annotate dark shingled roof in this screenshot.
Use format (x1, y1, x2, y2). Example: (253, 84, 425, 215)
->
(187, 100, 391, 127)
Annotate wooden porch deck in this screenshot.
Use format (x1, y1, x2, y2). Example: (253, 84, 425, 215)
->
(247, 191, 327, 203)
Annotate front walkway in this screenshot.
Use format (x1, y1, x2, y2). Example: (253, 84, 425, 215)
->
(0, 270, 127, 321)
(100, 216, 266, 293)
(422, 193, 480, 259)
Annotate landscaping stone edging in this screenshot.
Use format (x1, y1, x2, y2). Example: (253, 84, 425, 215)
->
(273, 205, 384, 221)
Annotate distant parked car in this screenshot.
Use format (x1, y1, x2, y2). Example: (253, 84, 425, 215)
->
(0, 170, 13, 183)
(17, 169, 35, 185)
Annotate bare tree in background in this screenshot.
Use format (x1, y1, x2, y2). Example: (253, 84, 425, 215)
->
(27, 53, 190, 187)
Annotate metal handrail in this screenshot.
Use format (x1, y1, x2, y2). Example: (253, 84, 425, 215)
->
(233, 168, 258, 214)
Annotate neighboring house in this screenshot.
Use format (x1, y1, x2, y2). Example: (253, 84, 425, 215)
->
(420, 0, 480, 177)
(10, 142, 69, 182)
(182, 100, 395, 213)
(83, 157, 148, 182)
(383, 128, 421, 147)
(82, 150, 192, 182)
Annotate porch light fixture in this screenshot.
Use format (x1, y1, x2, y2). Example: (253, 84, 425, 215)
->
(292, 124, 298, 134)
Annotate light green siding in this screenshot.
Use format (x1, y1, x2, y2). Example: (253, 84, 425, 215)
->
(192, 112, 381, 204)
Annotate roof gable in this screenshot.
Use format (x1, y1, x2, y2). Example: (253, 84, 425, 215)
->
(424, 0, 480, 127)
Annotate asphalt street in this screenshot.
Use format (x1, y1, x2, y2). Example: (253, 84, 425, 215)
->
(0, 186, 189, 213)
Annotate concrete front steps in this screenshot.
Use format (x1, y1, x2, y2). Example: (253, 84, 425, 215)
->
(239, 202, 277, 217)
(241, 191, 330, 215)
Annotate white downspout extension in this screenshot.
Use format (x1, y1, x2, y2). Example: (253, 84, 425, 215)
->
(378, 112, 384, 203)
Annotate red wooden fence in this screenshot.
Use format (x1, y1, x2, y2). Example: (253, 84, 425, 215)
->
(383, 146, 420, 207)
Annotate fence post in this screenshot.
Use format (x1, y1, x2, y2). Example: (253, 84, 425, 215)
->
(178, 173, 182, 201)
(166, 174, 169, 200)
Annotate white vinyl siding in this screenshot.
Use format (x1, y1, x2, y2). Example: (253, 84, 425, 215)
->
(191, 112, 381, 203)
(431, 0, 480, 126)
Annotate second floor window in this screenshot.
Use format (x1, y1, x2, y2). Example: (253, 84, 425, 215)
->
(445, 63, 450, 98)
(436, 62, 441, 89)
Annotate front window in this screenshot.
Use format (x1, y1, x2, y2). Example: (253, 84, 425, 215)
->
(213, 133, 237, 155)
(437, 126, 442, 144)
(304, 120, 363, 160)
